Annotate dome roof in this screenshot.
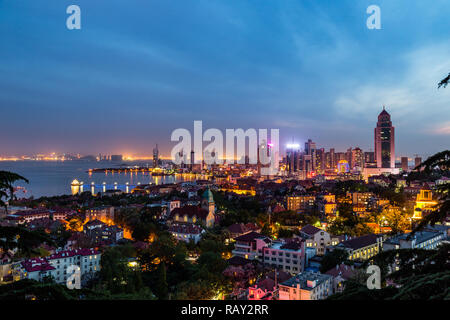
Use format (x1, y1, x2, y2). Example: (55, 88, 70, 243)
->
(202, 187, 214, 203)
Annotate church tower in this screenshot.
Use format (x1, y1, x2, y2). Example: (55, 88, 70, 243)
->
(201, 187, 215, 216)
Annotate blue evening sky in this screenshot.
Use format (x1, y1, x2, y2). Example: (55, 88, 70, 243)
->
(0, 0, 449, 158)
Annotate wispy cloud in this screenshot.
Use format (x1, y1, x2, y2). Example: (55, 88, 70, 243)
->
(333, 42, 450, 127)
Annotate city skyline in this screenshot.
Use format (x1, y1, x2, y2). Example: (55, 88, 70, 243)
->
(1, 1, 449, 157)
(0, 106, 436, 162)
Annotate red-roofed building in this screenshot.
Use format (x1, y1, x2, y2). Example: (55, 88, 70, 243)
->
(232, 232, 271, 260)
(169, 205, 215, 227)
(6, 209, 50, 224)
(227, 223, 261, 238)
(20, 248, 101, 285)
(324, 263, 356, 293)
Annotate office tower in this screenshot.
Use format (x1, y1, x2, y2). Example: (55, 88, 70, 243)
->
(286, 144, 300, 174)
(153, 144, 159, 168)
(345, 147, 353, 169)
(374, 106, 395, 168)
(304, 139, 317, 170)
(364, 151, 375, 168)
(303, 154, 313, 174)
(330, 148, 336, 169)
(352, 147, 364, 170)
(401, 157, 408, 172)
(315, 148, 325, 173)
(415, 156, 422, 170)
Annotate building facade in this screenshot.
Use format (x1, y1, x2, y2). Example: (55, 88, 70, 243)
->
(278, 271, 333, 300)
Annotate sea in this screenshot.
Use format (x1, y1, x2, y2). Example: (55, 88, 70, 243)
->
(0, 160, 189, 199)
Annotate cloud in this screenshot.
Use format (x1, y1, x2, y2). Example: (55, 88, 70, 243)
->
(333, 42, 450, 126)
(427, 122, 450, 135)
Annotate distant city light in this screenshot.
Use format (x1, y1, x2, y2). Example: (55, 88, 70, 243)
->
(286, 143, 300, 149)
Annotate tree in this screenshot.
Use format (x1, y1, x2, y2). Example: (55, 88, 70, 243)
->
(154, 261, 169, 300)
(0, 171, 28, 211)
(67, 215, 84, 231)
(260, 223, 272, 237)
(330, 244, 450, 300)
(438, 73, 450, 89)
(412, 150, 450, 233)
(0, 226, 54, 257)
(320, 249, 349, 273)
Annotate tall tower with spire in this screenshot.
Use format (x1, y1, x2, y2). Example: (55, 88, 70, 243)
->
(374, 106, 395, 169)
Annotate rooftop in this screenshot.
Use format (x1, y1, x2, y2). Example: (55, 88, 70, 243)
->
(337, 234, 380, 250)
(280, 271, 332, 290)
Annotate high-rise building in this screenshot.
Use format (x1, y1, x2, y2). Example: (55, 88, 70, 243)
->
(315, 148, 325, 174)
(305, 139, 317, 170)
(345, 148, 353, 169)
(330, 148, 336, 169)
(401, 157, 409, 172)
(364, 151, 375, 168)
(153, 144, 159, 168)
(374, 107, 395, 169)
(414, 156, 422, 171)
(352, 147, 364, 170)
(363, 108, 399, 180)
(286, 144, 300, 174)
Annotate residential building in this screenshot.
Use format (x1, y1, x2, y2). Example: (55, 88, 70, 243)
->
(278, 271, 333, 300)
(227, 223, 261, 239)
(334, 234, 383, 261)
(299, 225, 339, 256)
(286, 195, 315, 212)
(231, 232, 271, 260)
(324, 264, 355, 293)
(262, 239, 305, 274)
(248, 270, 291, 300)
(169, 223, 205, 244)
(86, 206, 115, 223)
(6, 209, 50, 224)
(21, 248, 101, 286)
(383, 226, 448, 250)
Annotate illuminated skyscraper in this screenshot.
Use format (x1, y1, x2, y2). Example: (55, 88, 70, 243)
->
(304, 139, 317, 170)
(364, 151, 375, 168)
(286, 144, 300, 174)
(153, 144, 159, 168)
(351, 147, 364, 170)
(375, 107, 395, 169)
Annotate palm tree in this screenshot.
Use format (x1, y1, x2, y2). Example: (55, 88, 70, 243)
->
(412, 150, 450, 232)
(0, 171, 29, 212)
